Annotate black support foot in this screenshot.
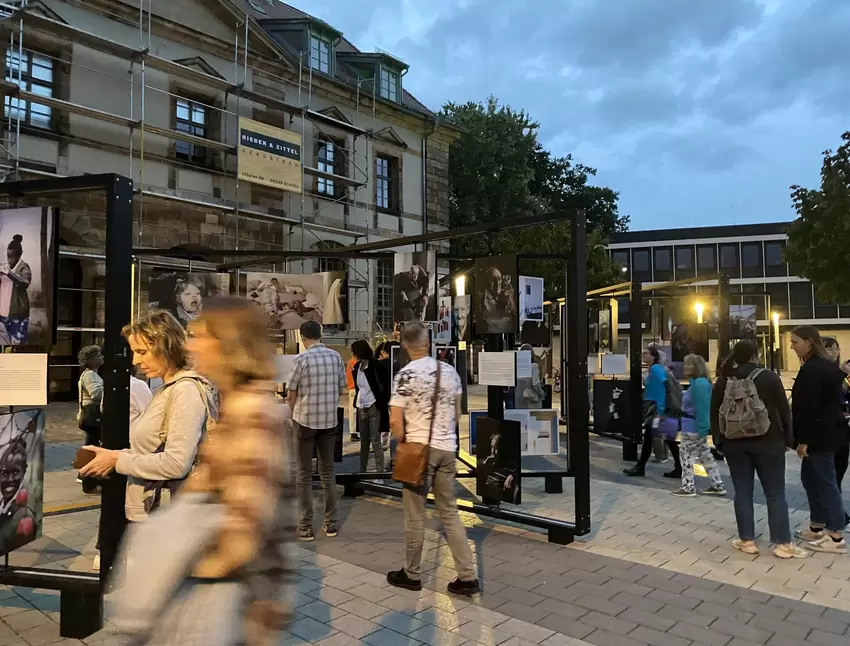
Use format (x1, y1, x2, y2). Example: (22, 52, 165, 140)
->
(342, 482, 363, 498)
(60, 590, 102, 638)
(548, 526, 574, 545)
(544, 475, 563, 494)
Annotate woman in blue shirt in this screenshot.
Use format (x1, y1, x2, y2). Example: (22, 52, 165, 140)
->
(672, 354, 726, 497)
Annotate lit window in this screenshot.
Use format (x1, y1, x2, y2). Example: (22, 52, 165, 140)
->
(379, 68, 399, 102)
(310, 36, 330, 74)
(317, 140, 337, 196)
(4, 48, 53, 128)
(174, 98, 207, 165)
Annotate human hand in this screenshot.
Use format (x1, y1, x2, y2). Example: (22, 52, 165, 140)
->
(796, 444, 809, 459)
(79, 445, 119, 477)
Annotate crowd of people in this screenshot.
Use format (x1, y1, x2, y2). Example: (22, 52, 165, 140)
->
(625, 326, 848, 558)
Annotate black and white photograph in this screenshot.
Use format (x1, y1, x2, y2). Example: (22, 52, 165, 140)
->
(393, 250, 437, 322)
(0, 408, 44, 556)
(730, 304, 757, 339)
(474, 254, 518, 335)
(0, 207, 55, 348)
(246, 271, 346, 330)
(519, 276, 544, 322)
(452, 294, 471, 344)
(435, 296, 452, 343)
(433, 345, 457, 368)
(521, 305, 552, 347)
(148, 271, 231, 328)
(476, 417, 521, 505)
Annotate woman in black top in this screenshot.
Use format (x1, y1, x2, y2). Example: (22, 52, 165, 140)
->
(351, 340, 390, 473)
(822, 337, 850, 529)
(790, 326, 847, 553)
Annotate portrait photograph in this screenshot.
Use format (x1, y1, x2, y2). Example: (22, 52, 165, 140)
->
(435, 296, 452, 343)
(0, 207, 55, 348)
(519, 276, 544, 322)
(452, 294, 471, 344)
(474, 254, 518, 335)
(246, 271, 346, 330)
(393, 250, 436, 322)
(433, 345, 457, 368)
(148, 270, 230, 329)
(521, 305, 552, 347)
(0, 408, 44, 556)
(476, 417, 522, 505)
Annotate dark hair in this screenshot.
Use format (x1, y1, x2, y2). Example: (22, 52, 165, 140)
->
(351, 339, 374, 361)
(720, 340, 758, 377)
(791, 325, 830, 361)
(300, 320, 322, 341)
(644, 346, 660, 365)
(824, 336, 841, 363)
(78, 345, 102, 369)
(7, 234, 22, 255)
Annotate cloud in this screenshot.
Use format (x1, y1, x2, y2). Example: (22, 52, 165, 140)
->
(283, 0, 850, 228)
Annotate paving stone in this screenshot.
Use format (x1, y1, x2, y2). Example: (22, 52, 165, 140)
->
(578, 610, 637, 637)
(746, 615, 810, 641)
(628, 625, 691, 646)
(617, 608, 676, 633)
(535, 615, 594, 641)
(289, 616, 336, 643)
(710, 617, 774, 644)
(609, 591, 664, 614)
(581, 628, 648, 646)
(658, 605, 719, 629)
(329, 614, 381, 639)
(648, 588, 702, 610)
(534, 598, 587, 621)
(806, 629, 848, 646)
(786, 609, 847, 635)
(338, 598, 388, 621)
(408, 624, 466, 646)
(496, 618, 555, 643)
(297, 599, 349, 623)
(668, 622, 732, 646)
(451, 620, 513, 646)
(363, 627, 424, 646)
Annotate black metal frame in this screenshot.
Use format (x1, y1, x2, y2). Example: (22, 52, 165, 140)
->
(0, 174, 134, 638)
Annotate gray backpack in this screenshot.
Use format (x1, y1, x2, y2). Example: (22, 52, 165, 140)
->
(718, 368, 771, 440)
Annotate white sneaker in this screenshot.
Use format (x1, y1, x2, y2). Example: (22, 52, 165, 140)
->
(773, 543, 809, 559)
(732, 539, 759, 554)
(808, 536, 847, 554)
(796, 528, 825, 541)
(92, 554, 100, 571)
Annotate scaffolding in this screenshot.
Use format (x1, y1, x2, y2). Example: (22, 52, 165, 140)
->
(0, 0, 417, 352)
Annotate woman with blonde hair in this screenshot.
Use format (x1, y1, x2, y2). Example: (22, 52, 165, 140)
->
(672, 354, 725, 497)
(136, 297, 293, 644)
(80, 310, 217, 519)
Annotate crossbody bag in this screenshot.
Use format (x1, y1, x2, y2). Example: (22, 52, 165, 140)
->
(392, 362, 441, 487)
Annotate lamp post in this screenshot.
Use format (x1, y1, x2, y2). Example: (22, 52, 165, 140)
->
(771, 311, 781, 372)
(694, 301, 705, 325)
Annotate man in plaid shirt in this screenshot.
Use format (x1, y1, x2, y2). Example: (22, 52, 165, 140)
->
(287, 320, 346, 541)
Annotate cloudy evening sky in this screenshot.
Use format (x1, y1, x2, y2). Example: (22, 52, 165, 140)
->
(285, 0, 849, 231)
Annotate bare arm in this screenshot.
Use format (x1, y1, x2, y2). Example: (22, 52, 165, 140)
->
(390, 405, 405, 442)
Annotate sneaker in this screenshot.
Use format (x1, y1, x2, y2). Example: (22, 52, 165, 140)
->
(773, 543, 810, 559)
(670, 488, 697, 498)
(82, 486, 102, 496)
(732, 539, 759, 555)
(323, 522, 338, 538)
(350, 433, 360, 442)
(296, 526, 315, 542)
(92, 554, 100, 572)
(623, 465, 645, 477)
(808, 536, 847, 554)
(447, 577, 481, 596)
(76, 475, 83, 484)
(701, 486, 727, 496)
(386, 569, 422, 591)
(796, 527, 824, 541)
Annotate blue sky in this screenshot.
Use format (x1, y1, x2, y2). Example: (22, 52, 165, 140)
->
(285, 0, 849, 231)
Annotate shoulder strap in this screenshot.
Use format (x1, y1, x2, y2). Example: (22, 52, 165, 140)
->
(160, 377, 213, 439)
(426, 361, 442, 445)
(748, 368, 764, 381)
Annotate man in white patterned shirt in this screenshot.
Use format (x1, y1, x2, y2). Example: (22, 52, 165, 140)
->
(287, 320, 346, 541)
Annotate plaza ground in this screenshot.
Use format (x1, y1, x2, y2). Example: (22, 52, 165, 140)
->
(3, 387, 849, 646)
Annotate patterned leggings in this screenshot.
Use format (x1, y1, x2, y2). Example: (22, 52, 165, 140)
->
(680, 432, 725, 493)
(358, 405, 385, 472)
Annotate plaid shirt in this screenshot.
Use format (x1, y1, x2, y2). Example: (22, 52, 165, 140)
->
(289, 343, 345, 430)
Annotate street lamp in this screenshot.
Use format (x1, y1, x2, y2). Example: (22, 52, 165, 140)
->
(771, 311, 780, 349)
(455, 275, 466, 297)
(694, 301, 705, 324)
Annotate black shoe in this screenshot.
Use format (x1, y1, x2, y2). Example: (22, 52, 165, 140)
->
(82, 486, 102, 496)
(663, 469, 682, 479)
(623, 465, 645, 477)
(387, 569, 422, 591)
(447, 578, 480, 596)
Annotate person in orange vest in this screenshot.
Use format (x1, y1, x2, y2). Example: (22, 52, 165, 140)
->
(346, 356, 359, 441)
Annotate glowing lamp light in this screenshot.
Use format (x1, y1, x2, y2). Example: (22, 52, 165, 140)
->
(694, 301, 705, 324)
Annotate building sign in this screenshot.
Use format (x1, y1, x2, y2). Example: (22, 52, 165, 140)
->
(237, 117, 302, 193)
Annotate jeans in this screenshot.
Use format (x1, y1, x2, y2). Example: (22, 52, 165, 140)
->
(294, 422, 337, 528)
(679, 433, 724, 493)
(403, 448, 476, 582)
(726, 450, 791, 543)
(801, 451, 846, 533)
(358, 405, 385, 472)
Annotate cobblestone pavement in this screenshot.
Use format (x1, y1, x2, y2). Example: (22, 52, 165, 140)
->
(3, 394, 847, 645)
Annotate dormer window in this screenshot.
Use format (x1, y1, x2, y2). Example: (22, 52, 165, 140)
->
(310, 34, 331, 74)
(379, 68, 399, 102)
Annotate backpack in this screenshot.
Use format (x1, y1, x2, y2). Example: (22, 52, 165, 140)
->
(718, 368, 771, 440)
(664, 370, 684, 417)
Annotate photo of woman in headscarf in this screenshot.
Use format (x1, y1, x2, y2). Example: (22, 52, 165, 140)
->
(0, 235, 32, 346)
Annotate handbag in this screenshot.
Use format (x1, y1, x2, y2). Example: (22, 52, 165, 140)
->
(392, 361, 441, 487)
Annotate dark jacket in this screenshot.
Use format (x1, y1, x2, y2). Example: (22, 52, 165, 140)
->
(352, 359, 390, 433)
(792, 355, 846, 453)
(711, 362, 792, 455)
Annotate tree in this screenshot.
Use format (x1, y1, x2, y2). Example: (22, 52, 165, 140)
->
(441, 96, 628, 293)
(785, 132, 850, 303)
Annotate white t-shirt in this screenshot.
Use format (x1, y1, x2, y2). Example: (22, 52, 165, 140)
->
(390, 357, 462, 452)
(130, 376, 153, 427)
(356, 367, 376, 409)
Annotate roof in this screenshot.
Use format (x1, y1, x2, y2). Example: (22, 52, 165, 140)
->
(234, 0, 435, 118)
(610, 221, 792, 245)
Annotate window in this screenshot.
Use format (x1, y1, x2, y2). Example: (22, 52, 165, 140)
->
(697, 245, 716, 275)
(174, 98, 207, 165)
(764, 241, 787, 277)
(741, 242, 763, 278)
(675, 246, 695, 278)
(376, 258, 393, 331)
(309, 35, 330, 74)
(719, 243, 740, 277)
(314, 241, 345, 274)
(316, 140, 338, 196)
(789, 282, 814, 320)
(616, 297, 630, 325)
(654, 247, 673, 280)
(375, 154, 398, 211)
(813, 286, 838, 319)
(379, 68, 399, 102)
(632, 249, 651, 280)
(4, 48, 53, 128)
(611, 250, 630, 278)
(766, 282, 789, 319)
(741, 283, 766, 320)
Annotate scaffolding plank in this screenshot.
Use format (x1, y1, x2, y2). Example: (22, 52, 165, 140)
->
(142, 124, 234, 153)
(303, 166, 364, 188)
(1, 83, 136, 128)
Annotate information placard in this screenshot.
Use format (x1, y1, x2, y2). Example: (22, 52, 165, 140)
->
(478, 352, 516, 387)
(0, 354, 47, 406)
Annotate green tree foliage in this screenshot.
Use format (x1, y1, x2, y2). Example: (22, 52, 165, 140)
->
(785, 132, 850, 303)
(441, 96, 629, 294)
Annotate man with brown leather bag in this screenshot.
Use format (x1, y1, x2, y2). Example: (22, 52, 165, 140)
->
(386, 320, 480, 596)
